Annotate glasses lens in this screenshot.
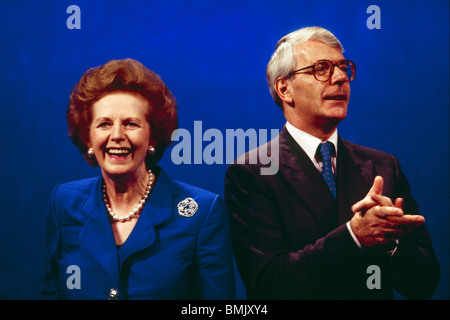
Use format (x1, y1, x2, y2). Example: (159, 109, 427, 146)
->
(313, 61, 332, 81)
(338, 60, 355, 82)
(348, 61, 356, 81)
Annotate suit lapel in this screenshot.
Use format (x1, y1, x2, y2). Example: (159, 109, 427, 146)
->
(278, 127, 337, 233)
(278, 128, 376, 232)
(79, 177, 120, 281)
(78, 168, 174, 279)
(336, 138, 374, 225)
(118, 168, 173, 268)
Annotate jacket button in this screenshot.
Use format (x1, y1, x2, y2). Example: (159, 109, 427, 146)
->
(108, 288, 119, 300)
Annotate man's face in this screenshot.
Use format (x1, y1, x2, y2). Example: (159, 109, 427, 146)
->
(281, 40, 351, 135)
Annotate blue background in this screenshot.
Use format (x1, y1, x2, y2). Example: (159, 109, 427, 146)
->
(0, 0, 448, 299)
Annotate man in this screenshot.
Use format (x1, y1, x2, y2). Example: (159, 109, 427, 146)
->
(224, 27, 439, 299)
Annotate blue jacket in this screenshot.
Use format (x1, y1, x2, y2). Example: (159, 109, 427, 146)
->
(42, 167, 235, 299)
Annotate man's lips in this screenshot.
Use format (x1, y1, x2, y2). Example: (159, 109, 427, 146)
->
(323, 94, 348, 101)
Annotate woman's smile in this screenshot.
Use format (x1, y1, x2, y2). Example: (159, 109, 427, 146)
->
(105, 147, 133, 161)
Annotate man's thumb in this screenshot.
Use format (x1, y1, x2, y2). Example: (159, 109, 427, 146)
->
(368, 176, 384, 195)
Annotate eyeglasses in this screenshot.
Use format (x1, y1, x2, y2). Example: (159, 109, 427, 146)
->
(289, 59, 356, 82)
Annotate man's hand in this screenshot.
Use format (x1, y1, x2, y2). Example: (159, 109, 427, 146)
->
(349, 176, 424, 247)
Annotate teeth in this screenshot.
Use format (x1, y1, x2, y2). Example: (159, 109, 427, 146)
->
(107, 149, 131, 155)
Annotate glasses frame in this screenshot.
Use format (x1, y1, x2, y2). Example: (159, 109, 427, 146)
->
(289, 59, 356, 82)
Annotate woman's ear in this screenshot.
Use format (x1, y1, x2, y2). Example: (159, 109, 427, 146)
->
(85, 137, 91, 151)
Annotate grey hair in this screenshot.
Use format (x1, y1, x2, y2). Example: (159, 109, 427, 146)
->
(266, 26, 344, 108)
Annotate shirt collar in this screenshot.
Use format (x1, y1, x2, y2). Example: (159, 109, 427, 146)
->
(285, 121, 338, 162)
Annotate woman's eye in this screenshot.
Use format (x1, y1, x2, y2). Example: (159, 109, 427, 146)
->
(125, 121, 139, 127)
(98, 122, 110, 128)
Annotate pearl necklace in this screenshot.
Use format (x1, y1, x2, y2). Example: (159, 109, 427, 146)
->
(102, 170, 154, 222)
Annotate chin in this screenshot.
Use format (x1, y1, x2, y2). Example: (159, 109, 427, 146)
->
(321, 113, 346, 130)
(101, 165, 134, 177)
(328, 106, 348, 120)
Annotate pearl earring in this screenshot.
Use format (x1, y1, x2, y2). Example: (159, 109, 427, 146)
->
(148, 146, 155, 155)
(87, 148, 94, 158)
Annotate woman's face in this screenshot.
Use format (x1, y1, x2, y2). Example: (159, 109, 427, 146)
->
(89, 91, 152, 179)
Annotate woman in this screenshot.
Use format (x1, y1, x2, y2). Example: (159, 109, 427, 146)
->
(42, 59, 235, 300)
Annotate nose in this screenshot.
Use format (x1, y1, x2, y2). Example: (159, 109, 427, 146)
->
(111, 123, 125, 141)
(330, 66, 348, 86)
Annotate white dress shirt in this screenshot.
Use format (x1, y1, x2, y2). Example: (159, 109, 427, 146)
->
(285, 121, 338, 176)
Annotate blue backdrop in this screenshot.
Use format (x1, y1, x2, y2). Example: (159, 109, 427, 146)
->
(0, 0, 448, 299)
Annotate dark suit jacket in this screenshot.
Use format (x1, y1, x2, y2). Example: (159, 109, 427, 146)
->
(225, 126, 439, 299)
(42, 167, 235, 300)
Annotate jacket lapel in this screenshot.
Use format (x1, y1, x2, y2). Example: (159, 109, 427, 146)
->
(78, 168, 174, 279)
(79, 177, 120, 282)
(278, 127, 338, 233)
(118, 168, 173, 268)
(278, 128, 376, 232)
(336, 138, 374, 225)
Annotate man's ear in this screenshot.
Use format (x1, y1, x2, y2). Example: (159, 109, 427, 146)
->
(275, 77, 293, 105)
